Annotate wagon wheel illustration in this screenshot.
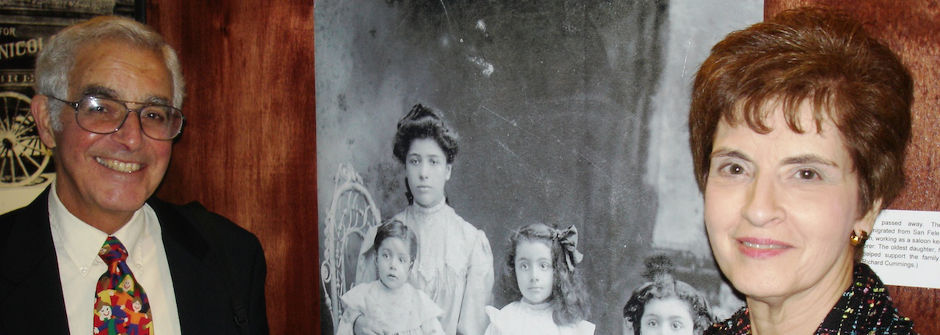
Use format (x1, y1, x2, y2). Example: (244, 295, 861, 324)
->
(0, 91, 51, 187)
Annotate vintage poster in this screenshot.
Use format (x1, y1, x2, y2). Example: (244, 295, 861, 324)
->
(316, 1, 763, 334)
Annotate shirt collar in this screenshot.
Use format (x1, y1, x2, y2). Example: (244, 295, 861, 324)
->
(48, 182, 151, 270)
(410, 199, 447, 216)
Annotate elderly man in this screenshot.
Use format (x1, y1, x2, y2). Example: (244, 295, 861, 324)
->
(0, 16, 268, 334)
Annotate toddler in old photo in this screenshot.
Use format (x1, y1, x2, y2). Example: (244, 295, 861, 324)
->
(337, 220, 443, 335)
(622, 255, 715, 335)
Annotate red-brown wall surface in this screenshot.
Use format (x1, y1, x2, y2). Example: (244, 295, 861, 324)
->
(147, 2, 318, 334)
(766, 1, 939, 334)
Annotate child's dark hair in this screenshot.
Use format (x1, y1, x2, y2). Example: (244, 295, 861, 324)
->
(374, 219, 419, 265)
(504, 223, 589, 326)
(622, 255, 715, 335)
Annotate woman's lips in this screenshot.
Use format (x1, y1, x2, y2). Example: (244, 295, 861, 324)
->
(736, 237, 792, 258)
(414, 185, 433, 193)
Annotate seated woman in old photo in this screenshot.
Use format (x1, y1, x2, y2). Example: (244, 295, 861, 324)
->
(688, 7, 916, 334)
(356, 104, 494, 335)
(622, 255, 714, 335)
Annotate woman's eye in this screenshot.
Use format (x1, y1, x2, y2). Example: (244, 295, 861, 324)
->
(646, 320, 658, 327)
(726, 163, 744, 175)
(672, 320, 685, 329)
(796, 168, 819, 180)
(539, 262, 550, 270)
(430, 159, 439, 166)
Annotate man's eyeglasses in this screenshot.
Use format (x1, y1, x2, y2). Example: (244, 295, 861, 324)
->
(49, 95, 184, 140)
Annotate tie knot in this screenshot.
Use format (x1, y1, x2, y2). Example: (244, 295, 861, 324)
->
(98, 236, 128, 264)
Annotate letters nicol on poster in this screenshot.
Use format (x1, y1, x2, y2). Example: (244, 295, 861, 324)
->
(0, 37, 43, 61)
(862, 210, 940, 289)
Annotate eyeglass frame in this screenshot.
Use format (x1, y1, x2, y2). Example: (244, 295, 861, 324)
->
(48, 95, 185, 140)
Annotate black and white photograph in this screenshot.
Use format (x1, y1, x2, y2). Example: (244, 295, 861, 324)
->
(316, 1, 762, 334)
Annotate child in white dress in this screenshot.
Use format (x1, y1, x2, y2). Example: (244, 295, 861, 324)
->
(337, 220, 444, 335)
(485, 223, 595, 335)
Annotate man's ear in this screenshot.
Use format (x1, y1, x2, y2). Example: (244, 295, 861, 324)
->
(31, 94, 57, 149)
(854, 198, 884, 233)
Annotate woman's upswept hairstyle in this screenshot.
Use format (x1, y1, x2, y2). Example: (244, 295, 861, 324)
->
(392, 104, 459, 165)
(689, 7, 913, 215)
(504, 223, 589, 326)
(623, 255, 714, 335)
(35, 15, 186, 130)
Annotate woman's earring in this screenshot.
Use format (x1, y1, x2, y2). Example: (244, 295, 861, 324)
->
(850, 230, 869, 247)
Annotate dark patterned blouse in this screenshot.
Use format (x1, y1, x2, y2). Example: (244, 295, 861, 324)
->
(705, 263, 916, 335)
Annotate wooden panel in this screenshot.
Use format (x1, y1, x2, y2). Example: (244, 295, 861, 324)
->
(147, 1, 318, 334)
(766, 2, 940, 334)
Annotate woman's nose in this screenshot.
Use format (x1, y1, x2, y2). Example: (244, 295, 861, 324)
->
(419, 163, 430, 179)
(743, 174, 785, 226)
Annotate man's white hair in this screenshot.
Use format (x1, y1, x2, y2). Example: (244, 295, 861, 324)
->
(35, 15, 185, 130)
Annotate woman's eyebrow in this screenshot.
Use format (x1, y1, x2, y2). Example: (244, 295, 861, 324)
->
(709, 148, 751, 162)
(408, 152, 443, 157)
(782, 154, 839, 168)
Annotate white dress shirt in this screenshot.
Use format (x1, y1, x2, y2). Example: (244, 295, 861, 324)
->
(48, 183, 182, 335)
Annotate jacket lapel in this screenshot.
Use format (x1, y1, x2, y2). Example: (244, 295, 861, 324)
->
(0, 188, 71, 333)
(149, 198, 231, 333)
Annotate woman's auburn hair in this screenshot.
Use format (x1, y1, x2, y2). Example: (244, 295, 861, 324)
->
(688, 7, 913, 216)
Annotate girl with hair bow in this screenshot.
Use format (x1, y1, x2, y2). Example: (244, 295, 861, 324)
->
(484, 223, 594, 335)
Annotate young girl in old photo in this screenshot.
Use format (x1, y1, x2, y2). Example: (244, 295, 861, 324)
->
(337, 220, 444, 335)
(484, 223, 595, 335)
(622, 255, 715, 335)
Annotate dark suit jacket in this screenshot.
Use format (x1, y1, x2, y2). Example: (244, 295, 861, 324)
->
(0, 188, 269, 334)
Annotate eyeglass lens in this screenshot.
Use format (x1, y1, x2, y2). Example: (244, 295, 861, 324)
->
(75, 96, 183, 140)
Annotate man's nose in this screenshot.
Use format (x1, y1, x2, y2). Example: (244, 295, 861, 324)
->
(111, 111, 144, 149)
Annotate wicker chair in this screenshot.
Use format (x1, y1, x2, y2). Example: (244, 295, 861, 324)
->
(320, 163, 382, 328)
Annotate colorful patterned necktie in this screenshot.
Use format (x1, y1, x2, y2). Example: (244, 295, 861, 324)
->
(93, 236, 154, 335)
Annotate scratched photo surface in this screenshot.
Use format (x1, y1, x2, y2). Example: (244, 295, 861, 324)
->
(316, 1, 762, 333)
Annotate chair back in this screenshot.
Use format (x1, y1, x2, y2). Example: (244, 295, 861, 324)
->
(319, 163, 382, 328)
